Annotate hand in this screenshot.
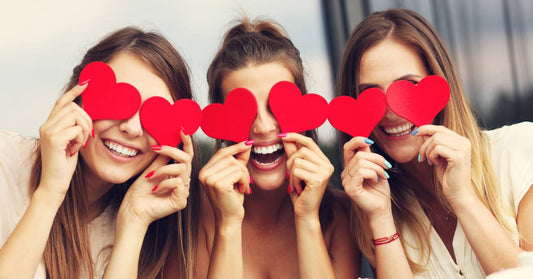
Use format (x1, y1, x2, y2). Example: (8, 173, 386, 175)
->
(282, 133, 334, 219)
(415, 125, 473, 205)
(341, 137, 391, 219)
(39, 83, 92, 197)
(199, 141, 252, 224)
(118, 131, 193, 228)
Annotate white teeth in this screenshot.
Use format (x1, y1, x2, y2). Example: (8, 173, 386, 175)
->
(252, 156, 283, 166)
(252, 143, 283, 155)
(104, 140, 139, 157)
(383, 123, 414, 136)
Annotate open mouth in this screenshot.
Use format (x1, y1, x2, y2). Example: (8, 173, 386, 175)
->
(381, 123, 415, 137)
(103, 139, 140, 158)
(251, 143, 284, 167)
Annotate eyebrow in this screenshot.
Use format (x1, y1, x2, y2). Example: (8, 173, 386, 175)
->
(358, 74, 424, 92)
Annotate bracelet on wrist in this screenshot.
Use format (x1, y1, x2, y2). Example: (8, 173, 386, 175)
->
(372, 231, 400, 246)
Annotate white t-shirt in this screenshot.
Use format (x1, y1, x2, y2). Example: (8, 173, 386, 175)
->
(0, 129, 115, 278)
(402, 122, 533, 279)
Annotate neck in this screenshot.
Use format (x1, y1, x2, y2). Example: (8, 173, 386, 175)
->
(399, 158, 437, 203)
(81, 165, 114, 221)
(244, 182, 292, 225)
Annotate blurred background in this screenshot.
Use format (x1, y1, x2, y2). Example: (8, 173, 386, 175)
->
(1, 0, 532, 277)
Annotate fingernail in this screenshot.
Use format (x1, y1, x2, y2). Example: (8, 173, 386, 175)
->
(411, 128, 419, 135)
(364, 138, 374, 145)
(384, 160, 392, 169)
(181, 126, 188, 135)
(145, 170, 155, 178)
(79, 78, 90, 86)
(249, 176, 253, 184)
(286, 171, 290, 180)
(249, 186, 253, 194)
(384, 171, 390, 179)
(278, 133, 288, 138)
(83, 139, 88, 149)
(151, 145, 162, 151)
(152, 185, 159, 192)
(417, 154, 421, 163)
(70, 151, 77, 157)
(244, 139, 255, 146)
(287, 184, 291, 194)
(377, 177, 380, 183)
(91, 128, 95, 138)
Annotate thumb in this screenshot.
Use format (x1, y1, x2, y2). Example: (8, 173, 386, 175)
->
(282, 140, 298, 158)
(235, 146, 252, 165)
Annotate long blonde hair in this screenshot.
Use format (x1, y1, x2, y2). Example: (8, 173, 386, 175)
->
(29, 27, 198, 279)
(337, 9, 514, 273)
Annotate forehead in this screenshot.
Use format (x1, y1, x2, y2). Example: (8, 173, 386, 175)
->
(108, 52, 173, 102)
(358, 38, 427, 84)
(221, 62, 294, 99)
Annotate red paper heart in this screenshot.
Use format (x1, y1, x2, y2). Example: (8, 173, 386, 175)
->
(201, 88, 258, 142)
(268, 81, 328, 133)
(328, 88, 387, 137)
(386, 75, 450, 127)
(79, 61, 141, 120)
(140, 97, 201, 146)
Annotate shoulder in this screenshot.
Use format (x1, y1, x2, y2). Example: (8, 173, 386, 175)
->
(0, 129, 39, 162)
(484, 122, 533, 148)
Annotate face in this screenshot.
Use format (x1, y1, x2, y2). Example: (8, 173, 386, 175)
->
(221, 62, 293, 191)
(358, 38, 428, 163)
(80, 52, 173, 185)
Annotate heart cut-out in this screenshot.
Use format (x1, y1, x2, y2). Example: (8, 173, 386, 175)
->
(140, 97, 202, 146)
(268, 81, 328, 133)
(201, 88, 258, 142)
(328, 88, 387, 137)
(386, 75, 450, 127)
(79, 61, 142, 120)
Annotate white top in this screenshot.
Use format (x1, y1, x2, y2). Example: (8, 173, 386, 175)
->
(0, 129, 115, 278)
(401, 122, 533, 279)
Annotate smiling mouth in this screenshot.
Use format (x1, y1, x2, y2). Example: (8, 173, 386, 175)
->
(251, 143, 284, 166)
(381, 123, 415, 137)
(103, 139, 140, 157)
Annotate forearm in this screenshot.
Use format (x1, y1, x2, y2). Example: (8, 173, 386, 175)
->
(0, 186, 64, 279)
(103, 214, 149, 279)
(207, 220, 243, 279)
(368, 211, 413, 279)
(295, 215, 335, 279)
(452, 195, 522, 274)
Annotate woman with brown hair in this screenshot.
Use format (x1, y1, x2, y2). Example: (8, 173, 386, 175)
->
(192, 17, 359, 279)
(0, 27, 197, 279)
(338, 8, 533, 278)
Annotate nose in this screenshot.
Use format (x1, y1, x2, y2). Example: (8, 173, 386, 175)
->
(251, 107, 279, 136)
(118, 111, 144, 137)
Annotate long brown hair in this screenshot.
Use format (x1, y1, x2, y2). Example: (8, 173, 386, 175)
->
(29, 26, 199, 279)
(206, 17, 333, 230)
(337, 9, 513, 272)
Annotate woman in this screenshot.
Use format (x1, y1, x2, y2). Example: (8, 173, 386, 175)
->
(191, 17, 359, 279)
(338, 9, 533, 278)
(0, 27, 196, 279)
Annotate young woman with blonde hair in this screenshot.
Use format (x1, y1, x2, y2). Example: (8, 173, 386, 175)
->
(338, 8, 533, 279)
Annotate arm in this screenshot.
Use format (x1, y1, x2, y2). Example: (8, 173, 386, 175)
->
(341, 137, 413, 279)
(198, 141, 252, 279)
(103, 132, 193, 279)
(0, 84, 91, 279)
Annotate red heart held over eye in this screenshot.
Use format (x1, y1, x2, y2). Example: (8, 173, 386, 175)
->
(386, 75, 450, 127)
(328, 88, 387, 137)
(268, 81, 328, 133)
(201, 88, 258, 142)
(140, 97, 202, 147)
(79, 61, 142, 120)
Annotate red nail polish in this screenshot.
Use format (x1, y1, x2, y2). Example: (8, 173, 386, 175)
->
(152, 185, 159, 192)
(70, 151, 77, 157)
(278, 133, 288, 138)
(249, 186, 252, 194)
(287, 185, 291, 194)
(91, 128, 95, 138)
(249, 176, 253, 184)
(181, 126, 188, 135)
(79, 78, 90, 86)
(244, 140, 255, 146)
(151, 145, 162, 151)
(83, 139, 88, 149)
(145, 170, 155, 178)
(286, 171, 290, 180)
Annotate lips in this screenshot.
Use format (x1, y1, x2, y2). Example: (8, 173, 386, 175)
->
(250, 143, 284, 170)
(102, 139, 140, 157)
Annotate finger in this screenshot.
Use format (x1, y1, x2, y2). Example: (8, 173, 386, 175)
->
(418, 132, 460, 164)
(343, 136, 374, 166)
(140, 154, 171, 178)
(414, 124, 457, 138)
(286, 147, 334, 172)
(347, 167, 380, 187)
(236, 163, 250, 195)
(63, 126, 85, 156)
(426, 144, 455, 167)
(180, 130, 194, 157)
(151, 144, 192, 166)
(288, 161, 303, 195)
(204, 141, 252, 169)
(145, 164, 187, 180)
(345, 150, 391, 175)
(204, 164, 246, 193)
(291, 158, 332, 186)
(235, 145, 252, 166)
(200, 156, 241, 183)
(51, 84, 88, 115)
(152, 177, 190, 197)
(280, 133, 327, 160)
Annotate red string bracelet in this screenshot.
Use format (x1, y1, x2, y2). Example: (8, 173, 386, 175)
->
(372, 232, 400, 246)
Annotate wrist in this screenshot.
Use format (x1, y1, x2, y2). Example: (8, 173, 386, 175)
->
(32, 186, 66, 210)
(215, 218, 242, 238)
(368, 209, 397, 237)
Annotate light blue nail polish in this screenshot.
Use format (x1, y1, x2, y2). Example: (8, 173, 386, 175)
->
(417, 154, 421, 163)
(377, 177, 380, 183)
(364, 138, 374, 145)
(384, 160, 392, 169)
(384, 171, 390, 179)
(411, 128, 419, 136)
